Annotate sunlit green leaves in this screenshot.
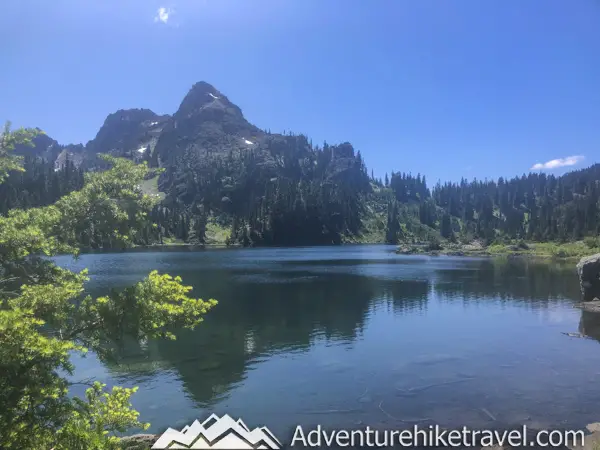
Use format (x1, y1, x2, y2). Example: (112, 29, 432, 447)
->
(0, 128, 217, 449)
(0, 308, 82, 448)
(9, 269, 88, 323)
(0, 154, 159, 262)
(83, 270, 218, 341)
(55, 383, 150, 450)
(0, 121, 41, 183)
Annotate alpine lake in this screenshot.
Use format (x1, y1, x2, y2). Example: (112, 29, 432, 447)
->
(56, 245, 600, 442)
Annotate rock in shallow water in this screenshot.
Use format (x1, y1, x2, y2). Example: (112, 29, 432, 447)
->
(576, 254, 600, 301)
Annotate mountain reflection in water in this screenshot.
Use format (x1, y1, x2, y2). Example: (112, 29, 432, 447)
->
(57, 246, 600, 437)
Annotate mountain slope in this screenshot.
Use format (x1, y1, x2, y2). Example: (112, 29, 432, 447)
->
(83, 108, 170, 168)
(10, 81, 372, 246)
(9, 81, 600, 248)
(153, 81, 264, 192)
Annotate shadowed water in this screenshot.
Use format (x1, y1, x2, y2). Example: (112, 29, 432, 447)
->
(55, 245, 600, 439)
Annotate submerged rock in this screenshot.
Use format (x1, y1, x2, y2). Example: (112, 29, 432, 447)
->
(576, 254, 600, 301)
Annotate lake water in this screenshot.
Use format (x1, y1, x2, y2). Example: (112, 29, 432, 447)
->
(55, 245, 600, 441)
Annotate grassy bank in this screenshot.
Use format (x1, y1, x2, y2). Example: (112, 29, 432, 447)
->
(485, 241, 600, 259)
(396, 238, 600, 260)
(204, 218, 231, 246)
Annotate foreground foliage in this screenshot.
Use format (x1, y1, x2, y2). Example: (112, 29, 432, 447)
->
(0, 121, 38, 183)
(0, 124, 217, 449)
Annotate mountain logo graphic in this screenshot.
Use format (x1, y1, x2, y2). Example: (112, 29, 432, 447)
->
(151, 413, 282, 449)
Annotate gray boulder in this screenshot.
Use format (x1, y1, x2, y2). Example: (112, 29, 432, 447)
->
(119, 434, 157, 449)
(577, 254, 600, 301)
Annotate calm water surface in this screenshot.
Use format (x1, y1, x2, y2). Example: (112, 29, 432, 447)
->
(55, 245, 600, 438)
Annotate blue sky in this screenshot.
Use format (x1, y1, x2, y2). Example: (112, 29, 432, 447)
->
(1, 0, 599, 184)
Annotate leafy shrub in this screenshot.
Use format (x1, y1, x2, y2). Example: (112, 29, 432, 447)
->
(584, 236, 600, 249)
(424, 236, 443, 251)
(554, 249, 568, 258)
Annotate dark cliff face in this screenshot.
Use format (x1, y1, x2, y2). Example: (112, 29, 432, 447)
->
(13, 131, 63, 161)
(83, 108, 170, 167)
(154, 82, 262, 169)
(21, 81, 366, 202)
(151, 82, 267, 195)
(20, 82, 264, 171)
(174, 82, 244, 121)
(12, 80, 372, 246)
(12, 131, 86, 170)
(55, 144, 86, 170)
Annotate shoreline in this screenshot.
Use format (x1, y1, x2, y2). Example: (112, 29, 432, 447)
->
(62, 240, 600, 261)
(395, 241, 600, 261)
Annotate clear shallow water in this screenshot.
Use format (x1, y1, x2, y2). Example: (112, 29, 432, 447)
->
(55, 245, 600, 438)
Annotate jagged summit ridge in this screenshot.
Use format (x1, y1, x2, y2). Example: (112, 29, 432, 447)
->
(100, 108, 159, 126)
(9, 80, 381, 248)
(153, 81, 262, 172)
(15, 81, 254, 166)
(175, 81, 244, 120)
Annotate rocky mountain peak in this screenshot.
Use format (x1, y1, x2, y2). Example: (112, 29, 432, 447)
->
(153, 82, 261, 175)
(175, 81, 243, 120)
(333, 142, 355, 159)
(96, 108, 160, 137)
(13, 131, 63, 161)
(86, 108, 169, 159)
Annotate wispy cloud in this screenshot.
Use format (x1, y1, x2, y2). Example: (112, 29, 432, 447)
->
(530, 155, 585, 171)
(154, 7, 171, 24)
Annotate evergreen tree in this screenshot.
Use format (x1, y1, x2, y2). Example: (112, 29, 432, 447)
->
(440, 212, 454, 241)
(385, 200, 401, 244)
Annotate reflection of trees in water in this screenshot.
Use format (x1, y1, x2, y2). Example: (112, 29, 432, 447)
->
(433, 258, 580, 304)
(156, 272, 382, 406)
(100, 270, 382, 405)
(579, 310, 600, 342)
(378, 279, 429, 315)
(98, 257, 581, 407)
